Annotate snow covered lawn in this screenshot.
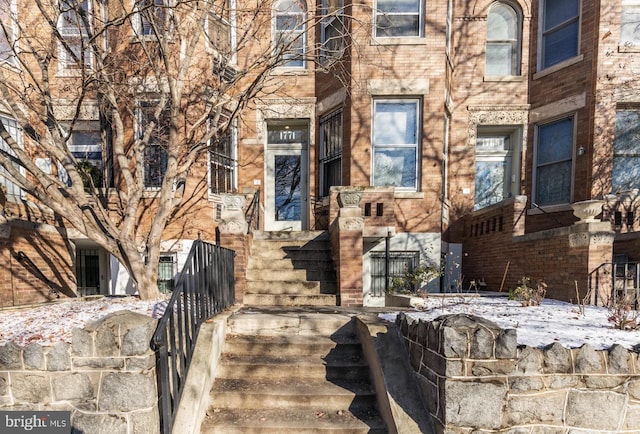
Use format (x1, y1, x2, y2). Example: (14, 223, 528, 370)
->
(0, 296, 168, 347)
(0, 294, 639, 351)
(380, 295, 640, 350)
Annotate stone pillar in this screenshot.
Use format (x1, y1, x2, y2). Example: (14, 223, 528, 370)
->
(568, 221, 615, 306)
(217, 194, 250, 304)
(331, 190, 364, 307)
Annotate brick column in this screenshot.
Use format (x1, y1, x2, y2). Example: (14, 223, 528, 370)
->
(217, 194, 250, 304)
(331, 190, 364, 307)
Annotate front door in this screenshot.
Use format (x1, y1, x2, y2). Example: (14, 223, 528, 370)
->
(265, 122, 309, 231)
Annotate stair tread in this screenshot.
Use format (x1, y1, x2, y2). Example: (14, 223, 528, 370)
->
(243, 294, 338, 307)
(225, 333, 359, 345)
(202, 408, 386, 433)
(220, 353, 366, 366)
(211, 377, 375, 396)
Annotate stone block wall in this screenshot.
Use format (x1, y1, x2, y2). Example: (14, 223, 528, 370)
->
(397, 312, 640, 433)
(0, 311, 159, 434)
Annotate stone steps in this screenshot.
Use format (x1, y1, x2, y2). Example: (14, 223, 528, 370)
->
(210, 378, 377, 410)
(245, 231, 337, 307)
(243, 293, 338, 306)
(201, 310, 387, 434)
(246, 280, 337, 294)
(217, 334, 368, 381)
(246, 266, 335, 281)
(221, 334, 362, 356)
(201, 408, 387, 434)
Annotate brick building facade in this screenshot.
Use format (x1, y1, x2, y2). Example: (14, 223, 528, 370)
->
(0, 0, 638, 306)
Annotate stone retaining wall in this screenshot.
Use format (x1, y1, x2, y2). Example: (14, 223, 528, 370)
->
(397, 312, 640, 433)
(0, 311, 158, 434)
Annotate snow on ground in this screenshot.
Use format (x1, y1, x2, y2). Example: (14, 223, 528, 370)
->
(0, 296, 168, 347)
(1, 294, 639, 350)
(379, 295, 640, 350)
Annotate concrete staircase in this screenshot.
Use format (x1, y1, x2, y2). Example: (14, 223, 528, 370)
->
(245, 231, 337, 306)
(201, 309, 387, 433)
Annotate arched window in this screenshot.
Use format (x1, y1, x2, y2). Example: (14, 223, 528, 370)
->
(273, 0, 306, 68)
(485, 2, 520, 76)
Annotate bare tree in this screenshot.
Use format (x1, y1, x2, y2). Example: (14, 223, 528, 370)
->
(0, 0, 357, 299)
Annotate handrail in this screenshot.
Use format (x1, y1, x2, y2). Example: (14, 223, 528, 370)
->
(245, 188, 260, 233)
(589, 261, 640, 307)
(151, 239, 235, 434)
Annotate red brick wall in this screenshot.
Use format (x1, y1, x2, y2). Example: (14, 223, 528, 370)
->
(330, 220, 363, 307)
(218, 232, 251, 304)
(0, 222, 75, 307)
(461, 197, 613, 303)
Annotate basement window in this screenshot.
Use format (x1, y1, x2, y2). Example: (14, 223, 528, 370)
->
(370, 251, 419, 297)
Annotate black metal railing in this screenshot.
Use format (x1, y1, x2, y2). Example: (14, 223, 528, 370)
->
(589, 262, 640, 307)
(245, 188, 260, 233)
(151, 239, 235, 434)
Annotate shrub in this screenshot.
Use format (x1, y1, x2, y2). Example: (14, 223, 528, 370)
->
(608, 298, 640, 330)
(388, 257, 441, 295)
(508, 277, 547, 306)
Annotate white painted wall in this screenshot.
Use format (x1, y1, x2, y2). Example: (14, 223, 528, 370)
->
(109, 239, 196, 296)
(362, 232, 442, 307)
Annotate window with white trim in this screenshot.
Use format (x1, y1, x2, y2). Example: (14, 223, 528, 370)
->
(0, 115, 24, 199)
(209, 125, 237, 194)
(320, 0, 345, 62)
(475, 133, 514, 210)
(135, 0, 170, 37)
(485, 2, 521, 76)
(0, 0, 17, 65)
(539, 0, 580, 70)
(372, 99, 419, 190)
(612, 109, 640, 193)
(319, 109, 342, 197)
(137, 101, 169, 188)
(534, 116, 574, 206)
(158, 254, 176, 293)
(59, 125, 103, 189)
(621, 0, 640, 49)
(58, 0, 92, 70)
(272, 0, 306, 68)
(375, 0, 423, 37)
(206, 0, 231, 55)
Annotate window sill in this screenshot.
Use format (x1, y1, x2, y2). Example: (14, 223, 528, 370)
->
(208, 192, 239, 201)
(395, 191, 424, 199)
(618, 44, 640, 53)
(533, 55, 584, 80)
(371, 37, 426, 46)
(142, 188, 164, 198)
(129, 35, 175, 44)
(527, 203, 573, 215)
(483, 75, 527, 83)
(56, 68, 92, 78)
(272, 68, 309, 76)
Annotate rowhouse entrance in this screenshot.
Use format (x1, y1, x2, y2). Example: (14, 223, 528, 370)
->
(264, 121, 309, 231)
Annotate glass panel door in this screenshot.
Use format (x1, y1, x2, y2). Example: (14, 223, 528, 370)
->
(265, 149, 308, 230)
(474, 134, 513, 210)
(264, 122, 309, 231)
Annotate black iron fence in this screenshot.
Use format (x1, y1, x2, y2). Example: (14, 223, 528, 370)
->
(590, 261, 640, 307)
(151, 239, 235, 434)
